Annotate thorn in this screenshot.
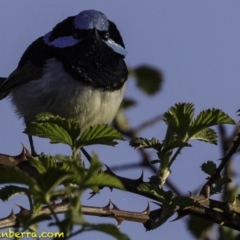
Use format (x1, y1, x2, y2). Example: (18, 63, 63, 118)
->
(15, 204, 29, 214)
(22, 144, 32, 158)
(104, 164, 116, 176)
(7, 209, 16, 220)
(51, 201, 57, 208)
(14, 145, 30, 161)
(142, 202, 150, 214)
(136, 171, 144, 183)
(150, 160, 160, 164)
(189, 191, 193, 197)
(151, 201, 162, 208)
(102, 201, 111, 210)
(110, 200, 120, 210)
(88, 191, 98, 200)
(115, 217, 124, 227)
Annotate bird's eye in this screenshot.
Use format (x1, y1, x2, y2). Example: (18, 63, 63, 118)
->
(103, 32, 110, 40)
(98, 31, 109, 41)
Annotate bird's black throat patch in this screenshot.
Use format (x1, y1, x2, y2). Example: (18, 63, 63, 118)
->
(57, 33, 128, 91)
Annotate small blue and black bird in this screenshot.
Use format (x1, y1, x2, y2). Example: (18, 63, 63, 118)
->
(0, 10, 128, 155)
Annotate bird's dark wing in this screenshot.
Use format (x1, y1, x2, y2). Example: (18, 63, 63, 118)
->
(0, 37, 56, 100)
(0, 77, 6, 84)
(0, 62, 42, 100)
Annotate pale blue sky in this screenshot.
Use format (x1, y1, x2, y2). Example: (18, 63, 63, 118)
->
(1, 1, 240, 239)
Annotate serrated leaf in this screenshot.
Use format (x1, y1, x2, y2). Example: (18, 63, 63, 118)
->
(190, 128, 218, 144)
(162, 136, 191, 153)
(24, 113, 81, 147)
(163, 103, 194, 141)
(30, 155, 57, 175)
(189, 109, 235, 137)
(129, 137, 162, 151)
(29, 158, 48, 174)
(132, 65, 163, 95)
(77, 124, 124, 148)
(137, 183, 174, 206)
(0, 185, 28, 201)
(78, 153, 123, 190)
(201, 161, 217, 176)
(84, 173, 124, 191)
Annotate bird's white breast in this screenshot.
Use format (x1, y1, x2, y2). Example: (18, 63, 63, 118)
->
(11, 59, 126, 130)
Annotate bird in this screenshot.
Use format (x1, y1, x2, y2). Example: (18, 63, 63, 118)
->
(0, 10, 128, 155)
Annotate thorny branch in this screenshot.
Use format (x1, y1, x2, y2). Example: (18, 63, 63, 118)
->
(0, 201, 151, 230)
(0, 146, 240, 231)
(200, 132, 240, 198)
(1, 196, 240, 231)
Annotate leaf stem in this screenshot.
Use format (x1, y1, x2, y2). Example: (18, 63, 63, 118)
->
(168, 146, 183, 168)
(72, 146, 78, 161)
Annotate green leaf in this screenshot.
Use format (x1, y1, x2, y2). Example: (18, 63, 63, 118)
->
(162, 136, 190, 154)
(24, 113, 81, 147)
(80, 153, 123, 190)
(29, 158, 47, 175)
(201, 161, 217, 176)
(0, 166, 36, 187)
(83, 223, 130, 240)
(129, 137, 162, 151)
(137, 183, 174, 206)
(144, 207, 175, 231)
(0, 185, 28, 201)
(236, 194, 240, 206)
(77, 124, 124, 148)
(189, 108, 235, 137)
(120, 98, 137, 109)
(84, 173, 124, 191)
(29, 155, 57, 175)
(114, 110, 130, 131)
(218, 225, 240, 240)
(132, 65, 163, 95)
(211, 176, 232, 194)
(190, 128, 218, 144)
(39, 169, 71, 195)
(187, 215, 214, 238)
(163, 103, 194, 141)
(171, 196, 200, 209)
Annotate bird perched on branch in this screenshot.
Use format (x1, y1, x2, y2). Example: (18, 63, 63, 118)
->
(0, 10, 128, 155)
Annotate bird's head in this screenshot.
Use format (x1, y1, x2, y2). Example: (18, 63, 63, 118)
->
(43, 10, 127, 57)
